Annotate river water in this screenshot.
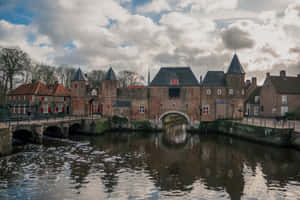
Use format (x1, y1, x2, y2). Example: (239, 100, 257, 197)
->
(1, 132, 300, 200)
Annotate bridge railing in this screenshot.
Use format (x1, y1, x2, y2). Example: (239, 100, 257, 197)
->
(0, 113, 102, 127)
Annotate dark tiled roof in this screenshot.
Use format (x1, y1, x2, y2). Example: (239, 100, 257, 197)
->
(8, 81, 51, 96)
(202, 71, 226, 86)
(227, 54, 245, 74)
(246, 87, 262, 104)
(72, 68, 88, 81)
(48, 83, 71, 96)
(270, 76, 300, 94)
(112, 100, 131, 107)
(105, 67, 117, 80)
(150, 67, 199, 86)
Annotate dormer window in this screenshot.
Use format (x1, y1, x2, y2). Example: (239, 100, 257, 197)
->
(170, 79, 179, 85)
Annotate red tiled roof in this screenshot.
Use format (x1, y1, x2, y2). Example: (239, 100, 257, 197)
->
(270, 76, 300, 94)
(8, 81, 51, 96)
(48, 83, 71, 96)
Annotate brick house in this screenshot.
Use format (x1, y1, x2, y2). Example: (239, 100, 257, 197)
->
(8, 81, 71, 117)
(260, 70, 300, 118)
(200, 54, 246, 121)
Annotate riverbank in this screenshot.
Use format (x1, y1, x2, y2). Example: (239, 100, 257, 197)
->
(199, 120, 300, 149)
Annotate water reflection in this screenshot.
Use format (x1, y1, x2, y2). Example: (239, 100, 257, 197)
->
(0, 133, 300, 200)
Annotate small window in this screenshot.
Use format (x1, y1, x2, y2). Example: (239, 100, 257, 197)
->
(23, 96, 26, 101)
(282, 95, 287, 105)
(23, 104, 26, 114)
(186, 104, 188, 109)
(169, 88, 180, 98)
(75, 84, 78, 89)
(217, 89, 222, 96)
(229, 89, 234, 95)
(139, 105, 145, 113)
(242, 89, 245, 96)
(45, 97, 48, 102)
(206, 89, 211, 95)
(254, 96, 260, 103)
(203, 105, 210, 115)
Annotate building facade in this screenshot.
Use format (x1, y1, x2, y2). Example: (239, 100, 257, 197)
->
(8, 81, 71, 117)
(259, 70, 300, 118)
(71, 54, 249, 125)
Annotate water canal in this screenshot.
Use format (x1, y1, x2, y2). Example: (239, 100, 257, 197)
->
(1, 130, 300, 200)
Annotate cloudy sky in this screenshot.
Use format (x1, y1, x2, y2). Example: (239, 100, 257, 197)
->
(1, 0, 300, 83)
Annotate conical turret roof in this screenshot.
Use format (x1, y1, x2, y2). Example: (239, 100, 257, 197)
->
(72, 68, 88, 81)
(227, 54, 245, 74)
(105, 67, 117, 80)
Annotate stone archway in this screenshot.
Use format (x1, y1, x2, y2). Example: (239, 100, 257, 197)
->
(158, 111, 191, 128)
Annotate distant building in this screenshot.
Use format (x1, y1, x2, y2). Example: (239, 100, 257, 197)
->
(8, 81, 71, 117)
(245, 86, 262, 117)
(260, 70, 300, 118)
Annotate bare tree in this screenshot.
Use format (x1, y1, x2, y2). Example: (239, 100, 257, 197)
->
(0, 47, 31, 96)
(35, 64, 58, 85)
(87, 70, 105, 88)
(56, 65, 76, 89)
(118, 70, 145, 88)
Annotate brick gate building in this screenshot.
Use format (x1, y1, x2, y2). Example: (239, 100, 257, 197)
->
(71, 54, 249, 125)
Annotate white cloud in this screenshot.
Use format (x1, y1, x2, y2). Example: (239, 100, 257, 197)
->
(137, 0, 171, 13)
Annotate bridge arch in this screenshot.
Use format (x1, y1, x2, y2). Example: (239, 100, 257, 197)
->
(69, 123, 82, 135)
(43, 126, 65, 138)
(12, 129, 34, 144)
(158, 111, 190, 128)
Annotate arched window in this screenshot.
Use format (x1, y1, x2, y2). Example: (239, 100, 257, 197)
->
(217, 89, 222, 96)
(206, 89, 211, 95)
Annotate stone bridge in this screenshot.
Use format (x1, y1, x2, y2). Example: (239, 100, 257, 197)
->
(0, 116, 101, 155)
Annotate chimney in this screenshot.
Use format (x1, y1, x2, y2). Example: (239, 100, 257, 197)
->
(246, 80, 251, 87)
(252, 77, 257, 86)
(266, 72, 270, 78)
(280, 70, 286, 78)
(200, 76, 203, 84)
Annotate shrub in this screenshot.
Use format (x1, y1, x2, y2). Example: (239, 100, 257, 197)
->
(131, 120, 152, 130)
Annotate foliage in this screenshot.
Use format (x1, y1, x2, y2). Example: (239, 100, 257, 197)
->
(131, 120, 152, 130)
(111, 115, 128, 128)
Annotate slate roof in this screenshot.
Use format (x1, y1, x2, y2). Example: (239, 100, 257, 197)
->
(246, 87, 262, 104)
(105, 67, 117, 80)
(8, 81, 52, 96)
(270, 76, 300, 94)
(150, 67, 199, 86)
(48, 83, 71, 96)
(227, 54, 245, 74)
(202, 71, 226, 86)
(72, 68, 88, 81)
(112, 100, 131, 107)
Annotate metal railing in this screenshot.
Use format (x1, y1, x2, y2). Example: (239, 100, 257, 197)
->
(235, 117, 297, 130)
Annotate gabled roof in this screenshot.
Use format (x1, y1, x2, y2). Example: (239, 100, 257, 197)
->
(150, 67, 199, 86)
(112, 100, 131, 108)
(269, 76, 300, 94)
(202, 71, 226, 86)
(72, 68, 88, 81)
(227, 54, 245, 74)
(48, 83, 71, 96)
(8, 81, 51, 96)
(246, 86, 262, 104)
(105, 67, 117, 80)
